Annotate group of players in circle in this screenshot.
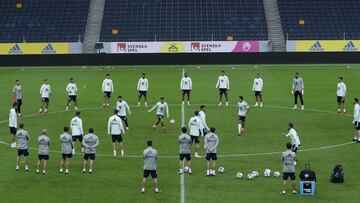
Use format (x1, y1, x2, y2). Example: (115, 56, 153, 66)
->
(6, 70, 360, 194)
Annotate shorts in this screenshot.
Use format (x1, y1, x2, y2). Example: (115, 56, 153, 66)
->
(219, 88, 228, 96)
(182, 90, 191, 96)
(112, 134, 123, 143)
(157, 114, 164, 120)
(255, 91, 262, 97)
(201, 128, 208, 136)
(190, 135, 200, 144)
(84, 153, 96, 160)
(238, 116, 246, 122)
(283, 172, 296, 180)
(179, 153, 191, 161)
(41, 97, 50, 103)
(138, 91, 147, 97)
(119, 116, 128, 122)
(68, 95, 77, 102)
(62, 153, 73, 160)
(38, 154, 49, 160)
(18, 149, 29, 156)
(143, 170, 157, 178)
(9, 127, 16, 135)
(337, 96, 345, 103)
(355, 122, 360, 130)
(72, 135, 83, 142)
(16, 99, 22, 105)
(104, 91, 112, 97)
(206, 153, 217, 161)
(291, 144, 299, 153)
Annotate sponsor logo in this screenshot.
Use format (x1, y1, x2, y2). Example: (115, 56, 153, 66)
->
(309, 41, 324, 52)
(242, 42, 252, 52)
(116, 43, 148, 53)
(117, 43, 127, 52)
(343, 41, 358, 51)
(168, 43, 179, 52)
(190, 42, 222, 52)
(191, 42, 200, 51)
(8, 44, 23, 54)
(41, 44, 56, 54)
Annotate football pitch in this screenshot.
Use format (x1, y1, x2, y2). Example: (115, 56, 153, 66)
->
(0, 65, 359, 203)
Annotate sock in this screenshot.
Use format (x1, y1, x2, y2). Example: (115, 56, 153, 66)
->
(39, 108, 42, 113)
(338, 109, 341, 112)
(238, 124, 242, 132)
(255, 102, 258, 105)
(343, 109, 346, 113)
(44, 109, 47, 113)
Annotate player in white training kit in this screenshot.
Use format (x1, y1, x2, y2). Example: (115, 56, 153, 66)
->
(39, 79, 51, 114)
(9, 103, 18, 148)
(352, 98, 360, 142)
(189, 111, 202, 158)
(216, 70, 230, 106)
(283, 123, 301, 154)
(180, 72, 192, 105)
(137, 73, 149, 107)
(108, 109, 126, 157)
(148, 97, 169, 133)
(336, 77, 347, 114)
(116, 96, 131, 131)
(199, 105, 210, 136)
(102, 73, 114, 108)
(252, 73, 263, 107)
(237, 96, 250, 136)
(66, 77, 78, 111)
(70, 111, 84, 154)
(36, 129, 50, 174)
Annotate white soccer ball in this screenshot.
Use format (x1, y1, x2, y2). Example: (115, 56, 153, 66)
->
(218, 166, 225, 173)
(252, 171, 259, 177)
(170, 119, 176, 125)
(236, 172, 243, 179)
(247, 173, 254, 180)
(264, 169, 271, 177)
(274, 171, 281, 177)
(184, 166, 189, 173)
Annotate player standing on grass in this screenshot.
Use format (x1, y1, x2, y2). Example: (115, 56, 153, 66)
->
(39, 79, 51, 114)
(9, 103, 18, 148)
(216, 70, 230, 106)
(189, 111, 202, 158)
(283, 123, 301, 157)
(12, 80, 23, 117)
(66, 77, 78, 111)
(82, 128, 99, 174)
(205, 127, 219, 176)
(70, 111, 84, 154)
(237, 96, 250, 136)
(336, 77, 347, 114)
(108, 109, 125, 157)
(116, 96, 131, 131)
(180, 72, 192, 105)
(148, 97, 169, 133)
(178, 127, 192, 174)
(36, 129, 50, 174)
(282, 143, 297, 195)
(15, 123, 30, 171)
(59, 127, 73, 174)
(199, 105, 210, 136)
(252, 73, 263, 107)
(352, 98, 360, 142)
(141, 140, 160, 193)
(292, 73, 304, 111)
(137, 73, 149, 107)
(102, 73, 114, 108)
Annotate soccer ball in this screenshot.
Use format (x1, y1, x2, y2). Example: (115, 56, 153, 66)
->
(235, 172, 243, 179)
(170, 119, 176, 125)
(247, 173, 254, 180)
(264, 169, 271, 177)
(184, 166, 189, 173)
(218, 166, 225, 173)
(274, 171, 281, 177)
(252, 171, 259, 177)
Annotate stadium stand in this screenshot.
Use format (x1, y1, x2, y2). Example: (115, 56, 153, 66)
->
(100, 0, 268, 42)
(0, 0, 90, 42)
(278, 0, 360, 40)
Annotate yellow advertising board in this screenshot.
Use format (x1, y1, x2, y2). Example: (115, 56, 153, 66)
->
(0, 43, 69, 55)
(159, 42, 185, 53)
(295, 40, 360, 52)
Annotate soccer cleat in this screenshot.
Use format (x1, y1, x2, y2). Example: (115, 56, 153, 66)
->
(282, 191, 286, 195)
(25, 166, 29, 172)
(179, 169, 183, 175)
(126, 127, 129, 132)
(106, 103, 110, 107)
(65, 169, 69, 174)
(59, 168, 63, 173)
(44, 109, 48, 113)
(42, 170, 46, 175)
(113, 150, 117, 157)
(82, 169, 86, 173)
(352, 137, 358, 142)
(218, 102, 222, 106)
(89, 169, 92, 174)
(357, 139, 360, 143)
(141, 188, 145, 193)
(301, 106, 304, 111)
(36, 169, 40, 174)
(194, 153, 201, 158)
(65, 106, 69, 111)
(72, 148, 75, 155)
(102, 103, 105, 108)
(292, 105, 297, 109)
(260, 103, 263, 107)
(206, 170, 210, 176)
(18, 113, 22, 117)
(188, 168, 192, 174)
(254, 103, 258, 107)
(11, 142, 17, 148)
(292, 190, 296, 194)
(121, 150, 124, 157)
(16, 165, 19, 171)
(182, 101, 184, 105)
(226, 102, 229, 106)
(155, 188, 161, 193)
(187, 101, 190, 106)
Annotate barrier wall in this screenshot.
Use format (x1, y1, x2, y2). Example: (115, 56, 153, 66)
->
(287, 40, 360, 52)
(0, 42, 82, 55)
(103, 41, 272, 53)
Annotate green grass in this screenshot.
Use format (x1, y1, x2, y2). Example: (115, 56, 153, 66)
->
(0, 65, 360, 203)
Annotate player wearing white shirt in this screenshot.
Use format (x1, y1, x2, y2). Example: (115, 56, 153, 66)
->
(199, 105, 210, 136)
(108, 110, 126, 157)
(137, 73, 149, 107)
(352, 98, 360, 142)
(252, 73, 263, 107)
(189, 111, 202, 158)
(237, 96, 250, 136)
(336, 77, 347, 114)
(116, 96, 131, 131)
(70, 111, 84, 154)
(102, 73, 114, 108)
(66, 77, 78, 111)
(283, 123, 301, 153)
(9, 103, 18, 148)
(39, 79, 51, 114)
(216, 70, 230, 106)
(148, 97, 169, 133)
(180, 72, 192, 105)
